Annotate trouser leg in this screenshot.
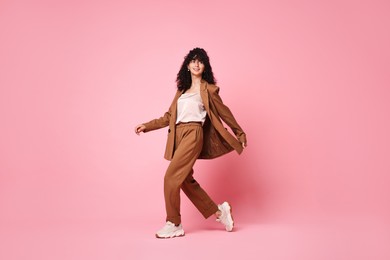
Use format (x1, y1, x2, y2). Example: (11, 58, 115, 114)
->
(181, 169, 219, 219)
(164, 123, 203, 225)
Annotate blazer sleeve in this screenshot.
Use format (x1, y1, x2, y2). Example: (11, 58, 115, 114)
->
(143, 90, 181, 133)
(142, 110, 171, 132)
(142, 93, 177, 132)
(209, 86, 247, 145)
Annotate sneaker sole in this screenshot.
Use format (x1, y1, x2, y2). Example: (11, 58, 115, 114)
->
(226, 202, 234, 232)
(155, 230, 185, 239)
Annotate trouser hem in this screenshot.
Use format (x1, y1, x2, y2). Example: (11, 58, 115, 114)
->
(201, 203, 219, 219)
(166, 216, 181, 226)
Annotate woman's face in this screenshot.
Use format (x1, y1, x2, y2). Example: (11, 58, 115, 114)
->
(187, 59, 205, 77)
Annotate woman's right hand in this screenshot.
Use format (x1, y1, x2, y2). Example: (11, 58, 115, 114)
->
(134, 124, 146, 135)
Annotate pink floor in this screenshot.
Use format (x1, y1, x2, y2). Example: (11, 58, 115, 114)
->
(2, 215, 389, 260)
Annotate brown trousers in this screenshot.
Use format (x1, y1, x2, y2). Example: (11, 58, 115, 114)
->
(164, 122, 218, 225)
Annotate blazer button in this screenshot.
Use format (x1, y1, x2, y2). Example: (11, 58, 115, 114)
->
(168, 129, 171, 133)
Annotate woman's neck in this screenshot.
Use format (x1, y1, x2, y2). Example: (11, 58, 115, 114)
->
(185, 76, 202, 93)
(191, 75, 202, 86)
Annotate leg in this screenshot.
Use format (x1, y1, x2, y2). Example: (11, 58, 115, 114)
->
(181, 169, 218, 219)
(181, 170, 234, 232)
(164, 124, 203, 225)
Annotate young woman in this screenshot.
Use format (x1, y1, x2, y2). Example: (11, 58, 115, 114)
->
(134, 48, 247, 238)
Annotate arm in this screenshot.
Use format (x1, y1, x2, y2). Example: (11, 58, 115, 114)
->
(142, 110, 171, 132)
(134, 110, 170, 135)
(134, 91, 178, 134)
(209, 86, 247, 147)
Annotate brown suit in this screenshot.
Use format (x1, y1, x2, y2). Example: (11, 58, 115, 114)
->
(144, 80, 247, 160)
(142, 80, 247, 225)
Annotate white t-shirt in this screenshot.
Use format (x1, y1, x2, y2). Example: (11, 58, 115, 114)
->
(175, 91, 207, 124)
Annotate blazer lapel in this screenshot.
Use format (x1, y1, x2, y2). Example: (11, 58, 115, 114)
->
(170, 90, 182, 127)
(165, 89, 183, 160)
(200, 80, 210, 115)
(172, 90, 181, 116)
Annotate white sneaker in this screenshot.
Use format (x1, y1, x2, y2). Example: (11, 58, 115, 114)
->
(216, 202, 234, 232)
(155, 221, 185, 239)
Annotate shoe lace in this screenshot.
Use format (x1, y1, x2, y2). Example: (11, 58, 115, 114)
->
(160, 221, 175, 231)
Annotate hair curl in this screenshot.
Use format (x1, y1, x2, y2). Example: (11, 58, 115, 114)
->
(176, 48, 216, 91)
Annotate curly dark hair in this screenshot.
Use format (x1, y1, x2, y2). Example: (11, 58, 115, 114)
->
(176, 48, 216, 91)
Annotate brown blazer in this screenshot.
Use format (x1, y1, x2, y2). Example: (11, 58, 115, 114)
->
(143, 80, 247, 160)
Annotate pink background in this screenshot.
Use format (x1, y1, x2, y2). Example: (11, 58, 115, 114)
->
(1, 0, 390, 259)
